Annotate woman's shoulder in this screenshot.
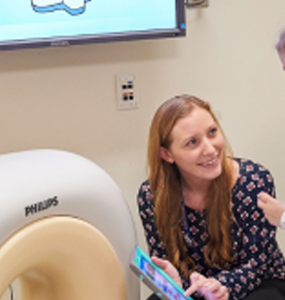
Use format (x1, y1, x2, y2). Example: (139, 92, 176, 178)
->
(232, 157, 274, 209)
(137, 180, 156, 217)
(234, 157, 273, 179)
(138, 179, 151, 194)
(137, 180, 154, 202)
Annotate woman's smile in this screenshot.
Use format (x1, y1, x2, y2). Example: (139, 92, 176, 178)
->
(198, 155, 219, 168)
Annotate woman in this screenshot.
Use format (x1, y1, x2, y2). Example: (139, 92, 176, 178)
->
(137, 95, 285, 300)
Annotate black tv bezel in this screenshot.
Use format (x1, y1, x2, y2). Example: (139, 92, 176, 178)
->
(0, 0, 186, 51)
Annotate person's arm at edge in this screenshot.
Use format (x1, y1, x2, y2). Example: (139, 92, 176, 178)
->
(258, 192, 285, 228)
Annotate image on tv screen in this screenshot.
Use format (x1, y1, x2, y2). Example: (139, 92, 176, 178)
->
(0, 0, 185, 50)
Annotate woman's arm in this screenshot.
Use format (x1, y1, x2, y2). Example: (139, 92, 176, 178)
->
(213, 162, 284, 300)
(137, 181, 167, 258)
(258, 192, 285, 228)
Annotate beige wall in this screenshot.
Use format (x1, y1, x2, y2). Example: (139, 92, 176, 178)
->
(1, 1, 285, 299)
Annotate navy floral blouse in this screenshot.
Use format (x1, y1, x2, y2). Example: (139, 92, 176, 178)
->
(137, 158, 285, 300)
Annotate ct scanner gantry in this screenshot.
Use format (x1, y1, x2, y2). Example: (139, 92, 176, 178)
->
(0, 149, 139, 300)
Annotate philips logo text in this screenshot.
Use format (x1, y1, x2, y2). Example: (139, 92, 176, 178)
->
(25, 196, 59, 217)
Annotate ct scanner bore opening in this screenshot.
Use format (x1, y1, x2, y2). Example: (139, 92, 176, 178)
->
(0, 216, 127, 300)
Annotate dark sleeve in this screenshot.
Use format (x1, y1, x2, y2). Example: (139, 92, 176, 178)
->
(213, 163, 285, 300)
(137, 181, 167, 259)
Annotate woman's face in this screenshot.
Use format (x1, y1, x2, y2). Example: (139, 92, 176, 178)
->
(160, 106, 225, 186)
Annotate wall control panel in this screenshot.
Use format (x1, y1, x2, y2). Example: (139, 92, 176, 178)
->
(116, 74, 138, 110)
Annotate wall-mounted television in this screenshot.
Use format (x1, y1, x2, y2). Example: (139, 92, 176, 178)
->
(0, 0, 186, 51)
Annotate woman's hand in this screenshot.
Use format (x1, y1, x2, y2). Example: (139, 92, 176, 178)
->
(184, 272, 229, 300)
(151, 256, 182, 287)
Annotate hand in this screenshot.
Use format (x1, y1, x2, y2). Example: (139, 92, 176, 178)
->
(151, 256, 182, 287)
(184, 272, 229, 300)
(258, 192, 285, 227)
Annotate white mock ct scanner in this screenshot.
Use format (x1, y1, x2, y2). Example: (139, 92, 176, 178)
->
(0, 149, 139, 300)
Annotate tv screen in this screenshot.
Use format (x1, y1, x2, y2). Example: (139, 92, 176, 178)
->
(0, 0, 186, 51)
